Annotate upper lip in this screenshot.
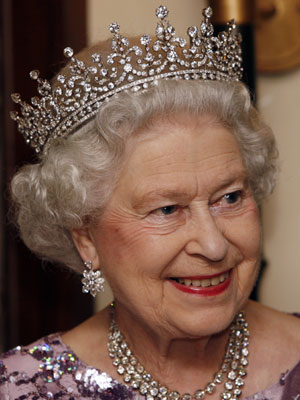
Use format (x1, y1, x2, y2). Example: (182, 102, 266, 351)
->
(168, 269, 232, 280)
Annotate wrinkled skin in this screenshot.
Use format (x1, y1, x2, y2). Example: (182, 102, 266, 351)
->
(71, 113, 262, 392)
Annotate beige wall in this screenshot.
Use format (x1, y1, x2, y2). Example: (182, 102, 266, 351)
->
(87, 0, 300, 312)
(87, 0, 207, 45)
(259, 69, 300, 312)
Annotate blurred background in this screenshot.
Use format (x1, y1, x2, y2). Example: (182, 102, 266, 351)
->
(1, 0, 299, 353)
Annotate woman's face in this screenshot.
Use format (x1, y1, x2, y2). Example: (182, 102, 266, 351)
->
(85, 113, 261, 338)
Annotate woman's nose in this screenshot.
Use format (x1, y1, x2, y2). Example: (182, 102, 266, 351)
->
(184, 210, 229, 262)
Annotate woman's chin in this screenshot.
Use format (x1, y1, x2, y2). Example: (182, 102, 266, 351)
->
(159, 277, 247, 338)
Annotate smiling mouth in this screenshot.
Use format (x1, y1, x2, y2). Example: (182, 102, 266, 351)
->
(169, 270, 230, 288)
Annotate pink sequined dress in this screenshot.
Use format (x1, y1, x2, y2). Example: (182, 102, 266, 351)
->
(1, 330, 300, 400)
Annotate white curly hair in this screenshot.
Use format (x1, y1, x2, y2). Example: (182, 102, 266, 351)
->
(11, 79, 278, 272)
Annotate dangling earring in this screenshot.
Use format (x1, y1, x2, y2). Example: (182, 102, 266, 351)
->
(81, 260, 105, 297)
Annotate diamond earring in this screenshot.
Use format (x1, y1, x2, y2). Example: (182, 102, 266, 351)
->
(81, 260, 105, 297)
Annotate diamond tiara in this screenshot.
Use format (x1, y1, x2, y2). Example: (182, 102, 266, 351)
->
(10, 5, 243, 154)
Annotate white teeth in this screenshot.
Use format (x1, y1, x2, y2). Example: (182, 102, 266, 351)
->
(211, 276, 221, 286)
(200, 279, 211, 287)
(176, 272, 229, 287)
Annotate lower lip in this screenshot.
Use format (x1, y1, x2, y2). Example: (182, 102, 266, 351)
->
(169, 272, 232, 297)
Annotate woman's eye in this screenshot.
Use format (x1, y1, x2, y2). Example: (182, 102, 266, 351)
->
(223, 191, 242, 204)
(160, 205, 177, 215)
(150, 205, 178, 216)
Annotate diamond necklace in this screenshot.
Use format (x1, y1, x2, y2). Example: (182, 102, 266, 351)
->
(107, 306, 250, 400)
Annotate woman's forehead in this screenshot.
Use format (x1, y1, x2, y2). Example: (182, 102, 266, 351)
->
(110, 117, 246, 202)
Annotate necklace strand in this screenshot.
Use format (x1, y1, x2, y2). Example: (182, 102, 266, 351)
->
(108, 308, 249, 400)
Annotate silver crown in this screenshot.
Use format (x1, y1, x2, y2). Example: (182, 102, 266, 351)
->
(10, 6, 242, 154)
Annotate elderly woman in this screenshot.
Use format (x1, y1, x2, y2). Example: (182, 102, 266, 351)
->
(1, 5, 300, 400)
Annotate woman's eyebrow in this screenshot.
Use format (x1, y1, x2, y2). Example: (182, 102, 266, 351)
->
(132, 173, 249, 209)
(132, 189, 193, 208)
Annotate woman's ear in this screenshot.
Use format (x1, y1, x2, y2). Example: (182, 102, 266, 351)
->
(70, 228, 100, 269)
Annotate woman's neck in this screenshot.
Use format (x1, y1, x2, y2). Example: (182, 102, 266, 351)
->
(112, 302, 231, 394)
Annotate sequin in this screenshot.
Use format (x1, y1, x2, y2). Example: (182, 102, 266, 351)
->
(0, 331, 300, 399)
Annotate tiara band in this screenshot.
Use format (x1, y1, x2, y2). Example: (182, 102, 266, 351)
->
(10, 5, 243, 154)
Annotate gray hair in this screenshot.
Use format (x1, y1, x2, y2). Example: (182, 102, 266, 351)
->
(11, 80, 278, 272)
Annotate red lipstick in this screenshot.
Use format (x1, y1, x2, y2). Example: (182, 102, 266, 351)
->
(168, 270, 232, 297)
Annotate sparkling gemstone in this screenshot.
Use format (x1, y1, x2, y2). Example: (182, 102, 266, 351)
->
(132, 46, 142, 56)
(169, 391, 180, 400)
(136, 364, 144, 374)
(140, 382, 149, 394)
(167, 50, 177, 62)
(57, 75, 65, 84)
(130, 356, 137, 365)
(206, 382, 216, 394)
(10, 111, 18, 120)
(117, 365, 125, 374)
(239, 368, 247, 376)
(121, 356, 129, 365)
(156, 23, 164, 36)
(182, 394, 193, 400)
(241, 358, 248, 366)
(91, 53, 101, 63)
(124, 373, 131, 382)
(143, 373, 152, 382)
(200, 22, 207, 34)
(222, 392, 232, 400)
(64, 47, 74, 58)
(214, 372, 224, 383)
(159, 386, 168, 395)
(109, 23, 120, 33)
(188, 26, 198, 38)
(29, 70, 40, 80)
(126, 365, 135, 374)
(231, 361, 238, 370)
(133, 373, 142, 381)
(87, 66, 97, 74)
(11, 93, 21, 103)
(235, 377, 244, 387)
(140, 34, 152, 45)
(234, 388, 242, 396)
(203, 6, 213, 18)
(150, 387, 159, 396)
(121, 37, 130, 46)
(145, 53, 154, 62)
(113, 357, 120, 366)
(228, 370, 236, 380)
(127, 74, 134, 82)
(194, 390, 205, 399)
(132, 380, 140, 389)
(124, 63, 132, 73)
(155, 5, 169, 19)
(225, 382, 233, 390)
(178, 38, 186, 47)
